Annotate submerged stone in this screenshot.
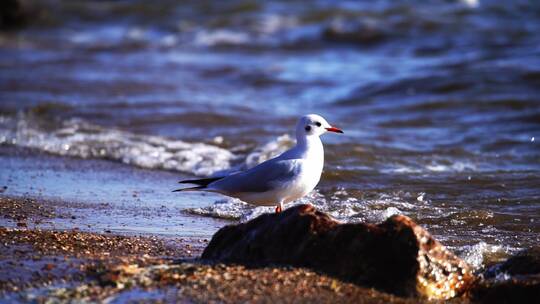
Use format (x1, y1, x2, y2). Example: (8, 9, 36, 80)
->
(202, 204, 474, 299)
(470, 246, 540, 303)
(492, 246, 540, 277)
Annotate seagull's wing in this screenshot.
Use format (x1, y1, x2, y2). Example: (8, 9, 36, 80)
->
(208, 158, 301, 194)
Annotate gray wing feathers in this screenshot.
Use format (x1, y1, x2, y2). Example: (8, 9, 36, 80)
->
(209, 159, 300, 194)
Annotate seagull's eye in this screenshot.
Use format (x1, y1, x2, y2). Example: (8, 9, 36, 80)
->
(305, 125, 311, 132)
(315, 122, 321, 127)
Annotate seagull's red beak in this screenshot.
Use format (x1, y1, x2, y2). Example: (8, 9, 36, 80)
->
(325, 126, 344, 134)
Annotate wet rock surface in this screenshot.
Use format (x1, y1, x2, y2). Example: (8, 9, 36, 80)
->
(469, 247, 540, 303)
(202, 204, 474, 299)
(487, 247, 540, 277)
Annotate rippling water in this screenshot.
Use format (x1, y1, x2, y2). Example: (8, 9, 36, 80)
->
(1, 0, 539, 268)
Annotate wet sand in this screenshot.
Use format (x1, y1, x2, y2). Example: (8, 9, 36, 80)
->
(0, 146, 229, 238)
(0, 196, 460, 303)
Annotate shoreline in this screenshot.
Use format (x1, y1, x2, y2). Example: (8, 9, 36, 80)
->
(0, 196, 431, 303)
(2, 196, 538, 303)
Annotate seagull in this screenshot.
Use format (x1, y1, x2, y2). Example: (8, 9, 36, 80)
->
(174, 114, 343, 213)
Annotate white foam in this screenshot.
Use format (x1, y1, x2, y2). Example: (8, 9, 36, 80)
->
(462, 0, 480, 8)
(187, 190, 324, 221)
(186, 188, 429, 224)
(194, 30, 250, 47)
(426, 161, 477, 172)
(380, 207, 402, 220)
(256, 14, 298, 35)
(389, 166, 422, 174)
(388, 160, 477, 174)
(460, 242, 506, 269)
(0, 114, 236, 176)
(493, 272, 512, 282)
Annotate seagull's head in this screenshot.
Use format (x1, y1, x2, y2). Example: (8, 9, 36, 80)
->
(296, 114, 343, 139)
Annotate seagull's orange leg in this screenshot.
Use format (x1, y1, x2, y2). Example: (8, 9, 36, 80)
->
(275, 202, 283, 213)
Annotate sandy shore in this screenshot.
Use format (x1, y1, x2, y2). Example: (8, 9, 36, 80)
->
(0, 196, 461, 303)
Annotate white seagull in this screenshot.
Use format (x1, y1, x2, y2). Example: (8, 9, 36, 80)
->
(174, 114, 343, 213)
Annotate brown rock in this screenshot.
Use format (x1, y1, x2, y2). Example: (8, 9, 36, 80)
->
(202, 204, 474, 299)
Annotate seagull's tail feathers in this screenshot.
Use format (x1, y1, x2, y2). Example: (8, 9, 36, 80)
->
(173, 176, 225, 192)
(178, 176, 225, 186)
(173, 186, 206, 192)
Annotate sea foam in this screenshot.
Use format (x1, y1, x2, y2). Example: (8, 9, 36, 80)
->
(0, 114, 236, 176)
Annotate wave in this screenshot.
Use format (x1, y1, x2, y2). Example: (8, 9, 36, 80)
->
(0, 113, 298, 178)
(0, 113, 236, 176)
(385, 161, 478, 174)
(14, 0, 540, 52)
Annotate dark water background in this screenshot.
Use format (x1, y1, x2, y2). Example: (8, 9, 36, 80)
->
(1, 0, 539, 268)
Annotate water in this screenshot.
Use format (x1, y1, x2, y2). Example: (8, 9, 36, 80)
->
(1, 0, 539, 269)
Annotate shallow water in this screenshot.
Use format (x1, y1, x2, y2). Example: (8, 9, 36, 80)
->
(1, 0, 539, 268)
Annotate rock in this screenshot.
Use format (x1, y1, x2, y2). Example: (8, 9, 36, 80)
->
(202, 204, 474, 299)
(470, 247, 540, 303)
(493, 247, 540, 277)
